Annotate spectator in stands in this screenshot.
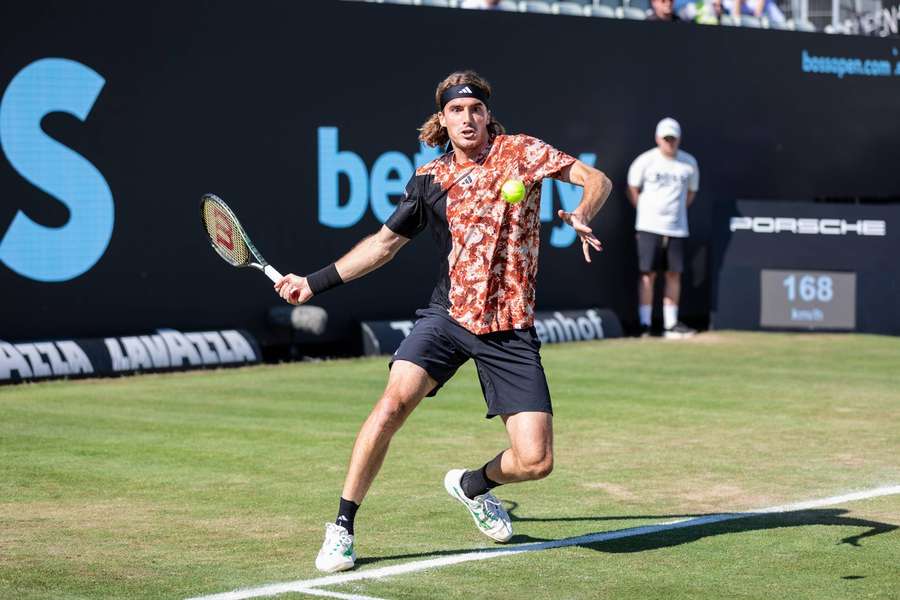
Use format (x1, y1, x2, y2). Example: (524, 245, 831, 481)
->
(627, 118, 699, 338)
(647, 0, 682, 21)
(678, 0, 724, 23)
(732, 0, 786, 25)
(460, 0, 502, 8)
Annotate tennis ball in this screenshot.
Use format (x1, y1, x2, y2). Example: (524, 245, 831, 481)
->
(501, 179, 526, 204)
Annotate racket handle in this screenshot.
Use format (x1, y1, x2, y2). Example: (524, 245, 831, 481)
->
(264, 265, 283, 283)
(264, 264, 299, 302)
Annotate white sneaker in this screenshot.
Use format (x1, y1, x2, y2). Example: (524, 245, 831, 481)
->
(444, 469, 513, 542)
(315, 522, 356, 573)
(664, 322, 697, 339)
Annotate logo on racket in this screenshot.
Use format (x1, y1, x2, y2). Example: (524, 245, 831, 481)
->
(212, 205, 235, 251)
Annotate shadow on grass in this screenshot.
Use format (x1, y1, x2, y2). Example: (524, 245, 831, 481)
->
(576, 509, 896, 553)
(355, 506, 897, 567)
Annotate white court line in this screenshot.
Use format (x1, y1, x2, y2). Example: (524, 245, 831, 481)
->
(188, 484, 900, 600)
(283, 588, 387, 600)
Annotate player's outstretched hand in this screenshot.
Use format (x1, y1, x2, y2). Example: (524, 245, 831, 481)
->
(274, 274, 312, 305)
(557, 210, 603, 263)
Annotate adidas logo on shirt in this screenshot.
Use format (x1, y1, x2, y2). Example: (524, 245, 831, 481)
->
(458, 86, 472, 94)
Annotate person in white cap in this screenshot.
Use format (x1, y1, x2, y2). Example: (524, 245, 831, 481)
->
(627, 117, 699, 338)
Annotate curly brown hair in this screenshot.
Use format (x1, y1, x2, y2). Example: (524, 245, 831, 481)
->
(417, 70, 506, 148)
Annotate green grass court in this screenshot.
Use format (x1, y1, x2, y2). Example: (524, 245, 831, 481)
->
(2, 332, 898, 599)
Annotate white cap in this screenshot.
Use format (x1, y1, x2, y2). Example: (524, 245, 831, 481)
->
(655, 117, 681, 139)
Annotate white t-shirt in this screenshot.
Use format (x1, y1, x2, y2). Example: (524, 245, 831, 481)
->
(627, 148, 699, 237)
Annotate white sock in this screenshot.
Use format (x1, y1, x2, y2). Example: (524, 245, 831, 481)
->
(638, 305, 652, 326)
(663, 304, 678, 330)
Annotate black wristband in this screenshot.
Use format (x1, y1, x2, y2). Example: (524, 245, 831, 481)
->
(306, 263, 344, 295)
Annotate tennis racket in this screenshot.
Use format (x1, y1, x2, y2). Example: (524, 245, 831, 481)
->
(200, 193, 283, 284)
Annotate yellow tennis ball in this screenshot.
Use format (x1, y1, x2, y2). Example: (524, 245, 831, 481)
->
(501, 179, 526, 204)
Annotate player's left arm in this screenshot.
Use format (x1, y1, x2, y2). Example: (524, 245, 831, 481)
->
(554, 160, 613, 263)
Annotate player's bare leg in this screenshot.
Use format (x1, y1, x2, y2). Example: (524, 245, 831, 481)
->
(489, 411, 554, 483)
(316, 360, 436, 572)
(342, 360, 437, 502)
(445, 411, 553, 542)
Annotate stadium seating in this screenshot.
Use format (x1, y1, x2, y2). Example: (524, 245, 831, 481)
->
(586, 4, 617, 16)
(556, 1, 590, 14)
(522, 0, 554, 11)
(789, 18, 817, 30)
(619, 5, 648, 18)
(370, 0, 823, 30)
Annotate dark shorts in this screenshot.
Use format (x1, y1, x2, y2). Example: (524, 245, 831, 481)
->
(636, 231, 686, 273)
(390, 307, 552, 419)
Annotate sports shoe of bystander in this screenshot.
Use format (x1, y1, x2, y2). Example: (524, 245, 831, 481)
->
(664, 321, 697, 339)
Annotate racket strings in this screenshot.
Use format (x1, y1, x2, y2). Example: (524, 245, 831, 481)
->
(202, 200, 250, 266)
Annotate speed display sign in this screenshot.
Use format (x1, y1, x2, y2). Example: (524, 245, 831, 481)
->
(760, 270, 856, 330)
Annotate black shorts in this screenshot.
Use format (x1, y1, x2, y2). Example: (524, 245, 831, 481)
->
(636, 231, 686, 273)
(390, 307, 552, 419)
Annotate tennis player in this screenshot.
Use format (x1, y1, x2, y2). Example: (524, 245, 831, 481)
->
(275, 70, 612, 572)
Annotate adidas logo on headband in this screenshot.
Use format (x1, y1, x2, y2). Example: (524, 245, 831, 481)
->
(439, 83, 489, 110)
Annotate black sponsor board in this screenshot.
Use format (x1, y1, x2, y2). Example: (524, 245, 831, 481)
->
(712, 200, 900, 334)
(362, 308, 622, 356)
(1, 1, 899, 349)
(0, 329, 261, 385)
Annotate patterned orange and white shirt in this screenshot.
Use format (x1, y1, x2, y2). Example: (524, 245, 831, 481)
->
(385, 134, 576, 335)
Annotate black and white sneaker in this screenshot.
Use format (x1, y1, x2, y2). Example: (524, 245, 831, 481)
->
(664, 322, 697, 339)
(638, 324, 651, 338)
